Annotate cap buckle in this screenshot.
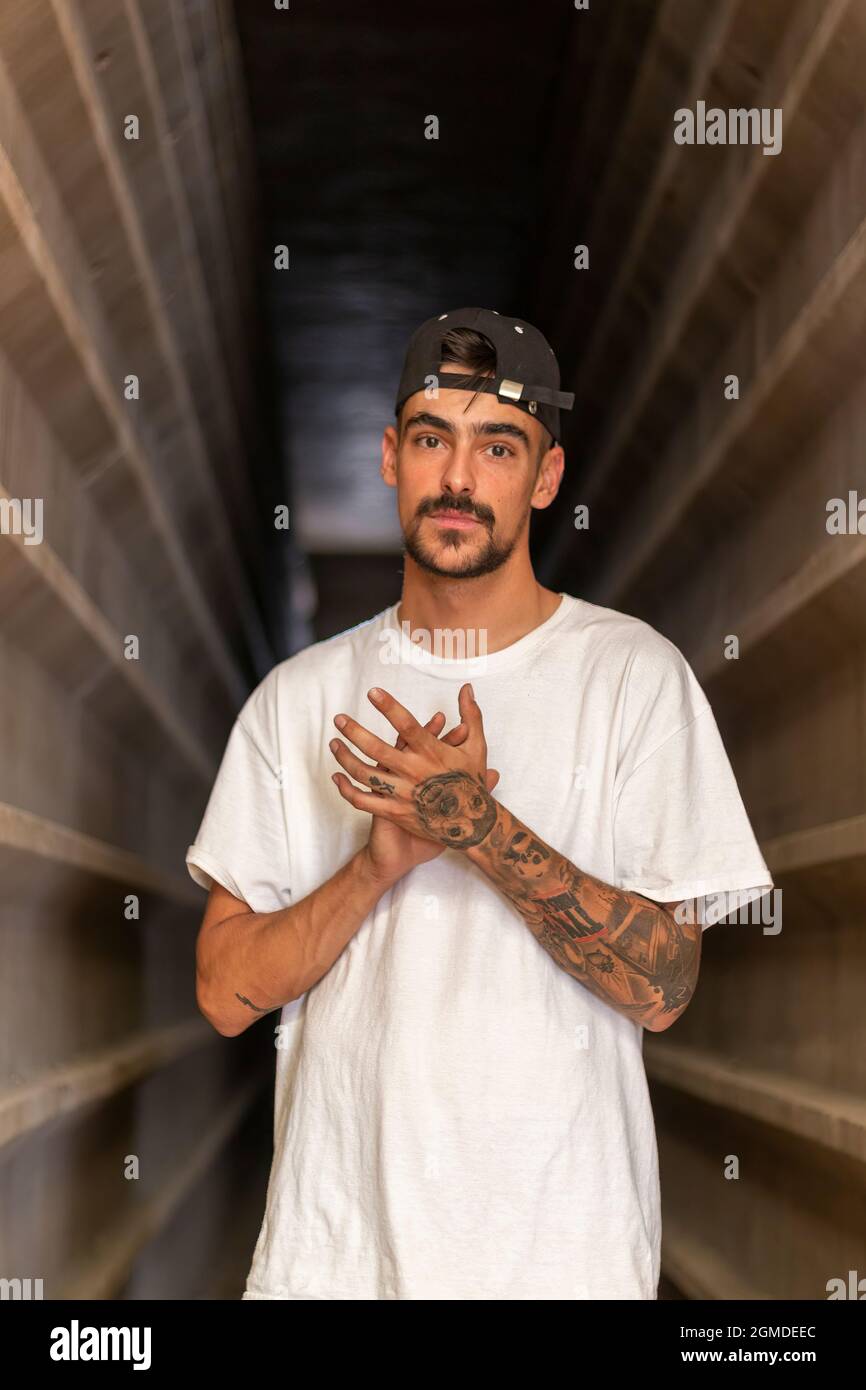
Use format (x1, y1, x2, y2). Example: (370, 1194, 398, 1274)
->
(498, 378, 523, 402)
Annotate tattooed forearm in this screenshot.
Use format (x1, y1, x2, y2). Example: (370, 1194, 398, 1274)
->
(464, 800, 700, 1030)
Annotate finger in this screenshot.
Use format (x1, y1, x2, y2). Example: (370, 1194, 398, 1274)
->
(485, 768, 500, 790)
(439, 720, 468, 747)
(366, 687, 435, 753)
(333, 712, 414, 773)
(458, 683, 487, 756)
(395, 710, 445, 755)
(330, 738, 410, 797)
(332, 770, 409, 820)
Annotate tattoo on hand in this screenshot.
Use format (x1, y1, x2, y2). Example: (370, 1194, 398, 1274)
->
(369, 774, 396, 796)
(413, 770, 497, 848)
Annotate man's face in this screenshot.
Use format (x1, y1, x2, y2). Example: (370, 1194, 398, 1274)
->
(381, 368, 564, 579)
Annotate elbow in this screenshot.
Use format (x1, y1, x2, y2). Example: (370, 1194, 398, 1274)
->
(196, 974, 241, 1038)
(645, 987, 698, 1032)
(195, 933, 242, 1036)
(645, 1012, 676, 1034)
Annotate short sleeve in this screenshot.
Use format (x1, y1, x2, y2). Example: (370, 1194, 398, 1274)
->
(613, 703, 774, 930)
(186, 680, 290, 914)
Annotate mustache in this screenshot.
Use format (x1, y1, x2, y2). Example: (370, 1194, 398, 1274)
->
(418, 498, 494, 526)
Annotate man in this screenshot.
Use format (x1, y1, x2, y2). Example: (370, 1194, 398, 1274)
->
(187, 307, 773, 1300)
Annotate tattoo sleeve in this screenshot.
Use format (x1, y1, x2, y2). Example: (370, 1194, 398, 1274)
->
(460, 787, 701, 1031)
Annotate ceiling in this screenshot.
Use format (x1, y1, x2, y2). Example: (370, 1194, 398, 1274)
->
(232, 0, 585, 633)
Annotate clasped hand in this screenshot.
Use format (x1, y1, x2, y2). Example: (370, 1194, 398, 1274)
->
(330, 683, 498, 851)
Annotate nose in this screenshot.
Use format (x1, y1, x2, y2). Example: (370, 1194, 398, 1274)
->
(438, 438, 477, 500)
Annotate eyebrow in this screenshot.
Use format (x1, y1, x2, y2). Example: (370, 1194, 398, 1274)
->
(403, 410, 531, 451)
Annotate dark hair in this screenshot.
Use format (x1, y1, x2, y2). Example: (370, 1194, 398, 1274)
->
(399, 325, 553, 463)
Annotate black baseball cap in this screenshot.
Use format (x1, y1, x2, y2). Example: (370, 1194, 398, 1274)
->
(394, 306, 574, 447)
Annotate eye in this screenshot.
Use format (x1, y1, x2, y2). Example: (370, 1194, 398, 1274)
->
(416, 434, 442, 449)
(487, 443, 514, 459)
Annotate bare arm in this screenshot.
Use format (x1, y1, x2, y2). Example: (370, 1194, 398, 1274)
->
(196, 709, 490, 1039)
(195, 847, 391, 1037)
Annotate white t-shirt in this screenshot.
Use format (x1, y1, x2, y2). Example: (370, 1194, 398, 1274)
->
(186, 592, 772, 1300)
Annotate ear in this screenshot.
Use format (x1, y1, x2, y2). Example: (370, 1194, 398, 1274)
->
(381, 424, 399, 488)
(530, 443, 565, 511)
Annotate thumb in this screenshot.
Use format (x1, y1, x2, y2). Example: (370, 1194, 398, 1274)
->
(459, 683, 486, 755)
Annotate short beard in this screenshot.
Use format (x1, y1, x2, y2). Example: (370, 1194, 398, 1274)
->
(403, 514, 521, 579)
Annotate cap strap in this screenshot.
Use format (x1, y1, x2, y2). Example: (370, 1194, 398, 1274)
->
(409, 373, 574, 410)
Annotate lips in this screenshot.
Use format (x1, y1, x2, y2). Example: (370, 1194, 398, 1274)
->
(430, 510, 481, 526)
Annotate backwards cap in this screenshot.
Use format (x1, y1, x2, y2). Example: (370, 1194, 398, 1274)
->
(394, 307, 574, 446)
